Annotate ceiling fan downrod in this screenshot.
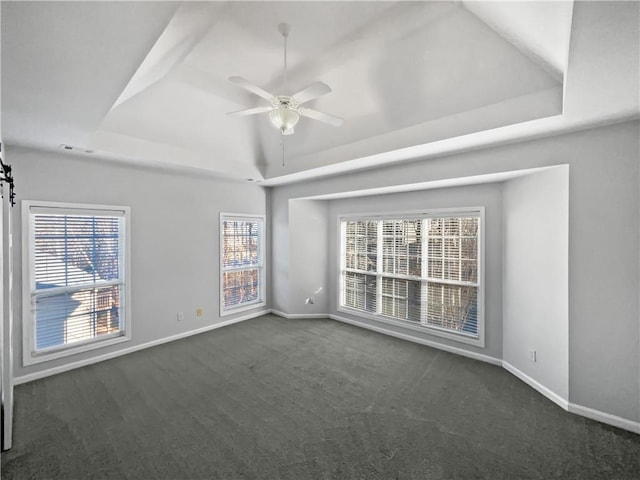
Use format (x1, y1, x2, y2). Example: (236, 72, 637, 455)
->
(278, 23, 290, 91)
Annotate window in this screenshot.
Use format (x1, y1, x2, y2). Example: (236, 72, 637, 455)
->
(220, 213, 265, 315)
(339, 209, 483, 346)
(22, 201, 130, 365)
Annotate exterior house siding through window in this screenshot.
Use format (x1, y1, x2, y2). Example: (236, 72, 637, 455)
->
(23, 201, 130, 365)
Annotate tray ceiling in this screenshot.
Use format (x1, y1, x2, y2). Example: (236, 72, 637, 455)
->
(2, 1, 638, 184)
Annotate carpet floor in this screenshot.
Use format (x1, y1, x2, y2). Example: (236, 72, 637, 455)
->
(2, 314, 639, 479)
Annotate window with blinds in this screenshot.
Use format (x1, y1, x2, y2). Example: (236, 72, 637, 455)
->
(23, 202, 130, 364)
(340, 210, 482, 344)
(220, 214, 265, 315)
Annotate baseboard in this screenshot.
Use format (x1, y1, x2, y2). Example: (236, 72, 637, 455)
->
(13, 308, 640, 435)
(329, 314, 502, 366)
(500, 361, 640, 434)
(13, 309, 270, 385)
(568, 403, 640, 434)
(270, 309, 329, 320)
(501, 361, 569, 410)
(331, 312, 639, 435)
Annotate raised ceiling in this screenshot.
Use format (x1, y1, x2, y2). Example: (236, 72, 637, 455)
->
(1, 1, 638, 185)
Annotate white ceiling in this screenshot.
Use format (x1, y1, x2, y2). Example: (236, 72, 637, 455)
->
(1, 1, 638, 185)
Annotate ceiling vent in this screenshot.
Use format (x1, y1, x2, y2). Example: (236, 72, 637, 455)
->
(59, 144, 94, 154)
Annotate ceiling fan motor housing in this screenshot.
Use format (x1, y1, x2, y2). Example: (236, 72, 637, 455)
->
(269, 96, 300, 133)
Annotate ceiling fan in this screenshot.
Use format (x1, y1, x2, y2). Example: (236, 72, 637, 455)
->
(227, 23, 343, 136)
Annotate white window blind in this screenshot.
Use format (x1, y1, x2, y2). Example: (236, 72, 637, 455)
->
(340, 211, 482, 343)
(220, 214, 265, 314)
(23, 202, 130, 363)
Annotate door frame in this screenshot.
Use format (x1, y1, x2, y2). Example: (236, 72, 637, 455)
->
(1, 172, 14, 451)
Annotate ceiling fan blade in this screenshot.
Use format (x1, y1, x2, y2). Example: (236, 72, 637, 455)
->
(292, 82, 332, 105)
(298, 107, 344, 127)
(227, 106, 272, 117)
(228, 76, 274, 101)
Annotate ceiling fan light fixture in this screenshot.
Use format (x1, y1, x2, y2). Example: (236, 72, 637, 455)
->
(227, 23, 343, 138)
(269, 105, 299, 134)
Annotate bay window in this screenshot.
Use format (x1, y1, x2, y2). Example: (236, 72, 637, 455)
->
(339, 209, 483, 346)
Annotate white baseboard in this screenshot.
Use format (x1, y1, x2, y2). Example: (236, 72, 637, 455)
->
(13, 308, 640, 436)
(501, 361, 640, 434)
(13, 309, 270, 385)
(568, 403, 640, 434)
(330, 314, 502, 366)
(271, 309, 329, 320)
(501, 361, 569, 410)
(330, 315, 638, 435)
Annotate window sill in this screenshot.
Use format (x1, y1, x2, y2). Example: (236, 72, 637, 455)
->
(220, 300, 267, 317)
(24, 332, 131, 366)
(337, 306, 484, 348)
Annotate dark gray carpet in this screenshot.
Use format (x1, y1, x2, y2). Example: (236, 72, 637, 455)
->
(2, 314, 639, 479)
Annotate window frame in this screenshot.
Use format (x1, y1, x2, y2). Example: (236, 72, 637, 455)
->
(219, 213, 266, 316)
(22, 200, 132, 366)
(337, 207, 485, 348)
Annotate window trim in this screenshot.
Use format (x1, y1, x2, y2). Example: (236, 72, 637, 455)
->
(219, 212, 266, 316)
(21, 200, 132, 366)
(337, 207, 485, 348)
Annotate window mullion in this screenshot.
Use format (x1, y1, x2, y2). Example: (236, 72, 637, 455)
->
(426, 278, 479, 288)
(64, 215, 69, 287)
(376, 220, 383, 315)
(421, 218, 428, 326)
(92, 217, 97, 338)
(32, 280, 123, 299)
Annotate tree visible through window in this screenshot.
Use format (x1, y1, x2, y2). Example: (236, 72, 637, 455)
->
(220, 214, 265, 314)
(23, 202, 129, 364)
(340, 211, 482, 343)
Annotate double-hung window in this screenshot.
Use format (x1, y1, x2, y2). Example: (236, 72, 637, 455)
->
(339, 208, 483, 346)
(220, 213, 265, 315)
(23, 201, 130, 365)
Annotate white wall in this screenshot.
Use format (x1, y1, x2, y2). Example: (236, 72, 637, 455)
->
(327, 183, 503, 359)
(8, 145, 268, 380)
(288, 200, 329, 315)
(503, 166, 569, 401)
(270, 120, 639, 425)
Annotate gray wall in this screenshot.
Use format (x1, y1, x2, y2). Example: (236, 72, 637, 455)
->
(288, 200, 330, 315)
(9, 145, 268, 379)
(8, 120, 640, 425)
(566, 128, 639, 421)
(270, 120, 640, 424)
(503, 166, 569, 400)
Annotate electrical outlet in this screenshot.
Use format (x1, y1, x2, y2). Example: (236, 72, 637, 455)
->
(196, 308, 202, 317)
(177, 312, 184, 322)
(529, 348, 537, 362)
